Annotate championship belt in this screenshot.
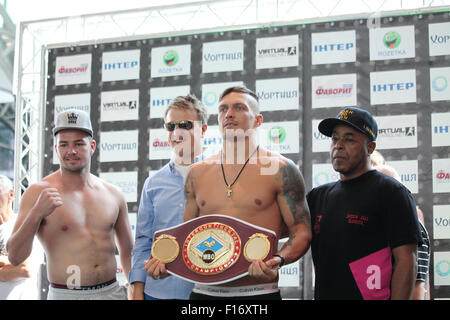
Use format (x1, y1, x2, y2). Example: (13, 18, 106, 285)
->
(151, 215, 277, 285)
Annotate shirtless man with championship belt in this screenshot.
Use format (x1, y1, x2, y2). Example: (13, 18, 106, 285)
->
(147, 86, 312, 300)
(7, 110, 134, 300)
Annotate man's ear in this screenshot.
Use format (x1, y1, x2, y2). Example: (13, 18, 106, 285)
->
(90, 139, 96, 156)
(255, 114, 263, 128)
(367, 141, 376, 155)
(201, 123, 207, 138)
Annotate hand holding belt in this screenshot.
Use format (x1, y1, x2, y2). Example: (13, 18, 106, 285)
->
(151, 214, 277, 285)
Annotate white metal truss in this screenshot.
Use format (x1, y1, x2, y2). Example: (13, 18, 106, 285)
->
(0, 3, 14, 82)
(0, 3, 15, 157)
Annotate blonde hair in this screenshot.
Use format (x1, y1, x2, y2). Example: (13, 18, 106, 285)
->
(164, 94, 208, 124)
(374, 165, 401, 182)
(370, 150, 385, 166)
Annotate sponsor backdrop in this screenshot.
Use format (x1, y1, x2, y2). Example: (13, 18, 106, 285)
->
(44, 11, 450, 299)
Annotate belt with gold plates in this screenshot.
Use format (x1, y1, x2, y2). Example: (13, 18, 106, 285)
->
(151, 214, 277, 285)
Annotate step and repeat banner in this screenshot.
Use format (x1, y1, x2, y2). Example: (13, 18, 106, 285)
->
(44, 10, 450, 299)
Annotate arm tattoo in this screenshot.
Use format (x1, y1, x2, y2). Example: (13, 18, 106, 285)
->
(286, 235, 295, 247)
(184, 170, 200, 218)
(184, 171, 194, 200)
(279, 161, 309, 227)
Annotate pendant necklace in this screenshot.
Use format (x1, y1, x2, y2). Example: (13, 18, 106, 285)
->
(220, 146, 259, 198)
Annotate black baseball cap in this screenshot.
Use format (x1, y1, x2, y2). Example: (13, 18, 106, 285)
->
(318, 107, 378, 141)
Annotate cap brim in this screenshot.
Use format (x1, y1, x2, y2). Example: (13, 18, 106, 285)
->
(53, 127, 93, 137)
(318, 118, 372, 140)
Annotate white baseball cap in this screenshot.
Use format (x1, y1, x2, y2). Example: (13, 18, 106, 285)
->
(53, 109, 93, 137)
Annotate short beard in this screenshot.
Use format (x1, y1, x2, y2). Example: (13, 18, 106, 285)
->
(61, 163, 87, 174)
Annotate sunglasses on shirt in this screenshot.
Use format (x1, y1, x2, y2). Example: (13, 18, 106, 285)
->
(164, 120, 194, 131)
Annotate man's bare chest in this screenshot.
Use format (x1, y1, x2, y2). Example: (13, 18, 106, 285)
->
(40, 191, 118, 234)
(195, 168, 278, 214)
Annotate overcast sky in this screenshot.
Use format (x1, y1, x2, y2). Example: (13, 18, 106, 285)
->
(6, 0, 203, 22)
(6, 0, 450, 23)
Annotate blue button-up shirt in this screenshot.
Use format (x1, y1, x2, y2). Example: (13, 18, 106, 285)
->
(129, 159, 198, 299)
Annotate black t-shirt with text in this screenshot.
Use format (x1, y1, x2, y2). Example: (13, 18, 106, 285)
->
(307, 170, 422, 300)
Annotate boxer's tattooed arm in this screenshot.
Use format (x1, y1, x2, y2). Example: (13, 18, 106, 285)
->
(184, 170, 200, 218)
(276, 160, 312, 263)
(184, 170, 194, 200)
(278, 160, 310, 228)
(286, 235, 296, 247)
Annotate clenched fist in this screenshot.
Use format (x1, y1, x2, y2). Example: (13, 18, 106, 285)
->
(33, 188, 63, 219)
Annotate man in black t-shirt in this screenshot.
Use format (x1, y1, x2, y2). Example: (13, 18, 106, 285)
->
(307, 107, 422, 300)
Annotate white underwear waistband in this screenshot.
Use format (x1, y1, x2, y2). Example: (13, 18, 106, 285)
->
(193, 282, 279, 297)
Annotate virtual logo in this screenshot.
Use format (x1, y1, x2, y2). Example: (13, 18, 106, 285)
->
(269, 126, 286, 144)
(163, 50, 179, 67)
(383, 31, 401, 49)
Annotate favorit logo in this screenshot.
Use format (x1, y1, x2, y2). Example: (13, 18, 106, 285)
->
(55, 54, 92, 86)
(312, 73, 357, 109)
(315, 84, 353, 97)
(58, 64, 88, 75)
(432, 158, 450, 193)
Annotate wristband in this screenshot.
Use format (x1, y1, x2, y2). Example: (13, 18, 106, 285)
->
(273, 254, 285, 268)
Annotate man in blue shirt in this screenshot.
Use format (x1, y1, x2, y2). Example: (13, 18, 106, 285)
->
(129, 95, 208, 300)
